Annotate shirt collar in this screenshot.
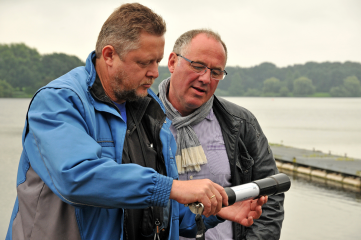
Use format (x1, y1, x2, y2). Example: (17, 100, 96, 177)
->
(205, 108, 215, 121)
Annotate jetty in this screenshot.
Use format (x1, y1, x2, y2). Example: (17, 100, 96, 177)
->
(270, 144, 361, 188)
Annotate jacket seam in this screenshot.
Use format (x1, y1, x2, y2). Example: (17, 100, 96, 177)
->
(29, 181, 46, 240)
(75, 208, 84, 240)
(16, 162, 30, 187)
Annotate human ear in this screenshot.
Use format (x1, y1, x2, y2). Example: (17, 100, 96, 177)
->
(168, 52, 178, 73)
(102, 45, 116, 67)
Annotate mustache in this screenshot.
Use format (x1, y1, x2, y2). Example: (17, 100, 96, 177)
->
(145, 78, 154, 84)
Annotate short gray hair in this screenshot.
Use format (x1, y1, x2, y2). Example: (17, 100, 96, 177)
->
(172, 29, 228, 62)
(95, 3, 166, 59)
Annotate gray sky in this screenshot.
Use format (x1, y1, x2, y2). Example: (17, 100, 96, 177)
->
(1, 0, 360, 67)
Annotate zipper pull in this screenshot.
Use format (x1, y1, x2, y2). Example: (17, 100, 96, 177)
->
(154, 219, 161, 240)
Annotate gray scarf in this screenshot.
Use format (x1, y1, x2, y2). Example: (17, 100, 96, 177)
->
(158, 77, 213, 173)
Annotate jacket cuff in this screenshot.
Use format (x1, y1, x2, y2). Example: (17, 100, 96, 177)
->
(151, 174, 173, 207)
(203, 215, 225, 230)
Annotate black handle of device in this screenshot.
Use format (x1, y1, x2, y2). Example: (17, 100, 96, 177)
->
(224, 173, 291, 206)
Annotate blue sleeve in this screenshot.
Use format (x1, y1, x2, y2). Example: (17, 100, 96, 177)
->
(25, 88, 173, 209)
(178, 204, 224, 238)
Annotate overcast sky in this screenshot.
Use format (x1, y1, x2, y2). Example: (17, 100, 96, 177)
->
(1, 0, 360, 67)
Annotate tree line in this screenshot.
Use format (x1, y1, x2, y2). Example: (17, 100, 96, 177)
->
(153, 62, 361, 97)
(0, 43, 84, 97)
(1, 43, 361, 97)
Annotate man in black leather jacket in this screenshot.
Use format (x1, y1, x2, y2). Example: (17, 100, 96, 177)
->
(158, 29, 284, 240)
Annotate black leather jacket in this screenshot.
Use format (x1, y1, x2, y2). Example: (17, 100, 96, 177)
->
(213, 96, 284, 240)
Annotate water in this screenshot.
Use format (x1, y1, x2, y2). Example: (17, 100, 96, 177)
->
(223, 97, 361, 159)
(280, 171, 361, 240)
(0, 98, 30, 239)
(1, 98, 361, 239)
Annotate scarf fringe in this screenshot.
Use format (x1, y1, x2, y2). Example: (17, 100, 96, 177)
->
(176, 146, 208, 174)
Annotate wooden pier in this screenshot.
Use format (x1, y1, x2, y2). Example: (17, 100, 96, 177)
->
(270, 144, 361, 187)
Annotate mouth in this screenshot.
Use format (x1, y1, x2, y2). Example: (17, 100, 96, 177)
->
(192, 86, 206, 94)
(142, 79, 154, 88)
(142, 83, 152, 88)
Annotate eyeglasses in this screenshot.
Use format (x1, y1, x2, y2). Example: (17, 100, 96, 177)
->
(176, 54, 227, 80)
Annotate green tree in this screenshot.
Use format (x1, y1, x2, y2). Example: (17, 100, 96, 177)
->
(244, 88, 261, 96)
(343, 76, 361, 97)
(262, 77, 281, 94)
(283, 69, 300, 92)
(40, 53, 84, 78)
(293, 77, 315, 96)
(279, 86, 290, 97)
(0, 43, 85, 96)
(152, 67, 170, 92)
(330, 86, 348, 97)
(214, 88, 229, 96)
(2, 43, 361, 98)
(330, 76, 361, 97)
(228, 72, 244, 96)
(0, 43, 42, 90)
(0, 79, 14, 97)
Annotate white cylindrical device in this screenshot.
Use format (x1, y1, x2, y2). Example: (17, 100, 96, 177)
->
(224, 173, 291, 206)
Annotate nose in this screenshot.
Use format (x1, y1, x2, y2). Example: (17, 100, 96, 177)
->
(146, 62, 159, 79)
(198, 68, 212, 84)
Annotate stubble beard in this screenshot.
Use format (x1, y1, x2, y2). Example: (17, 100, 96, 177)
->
(110, 69, 149, 102)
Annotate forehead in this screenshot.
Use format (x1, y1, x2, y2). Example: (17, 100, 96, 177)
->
(184, 34, 226, 68)
(126, 32, 165, 59)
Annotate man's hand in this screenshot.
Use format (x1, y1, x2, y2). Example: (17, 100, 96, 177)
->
(216, 196, 268, 227)
(170, 179, 228, 217)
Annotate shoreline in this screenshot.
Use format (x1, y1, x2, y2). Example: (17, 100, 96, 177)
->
(271, 144, 361, 188)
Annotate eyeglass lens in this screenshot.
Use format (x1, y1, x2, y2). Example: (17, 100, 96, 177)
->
(190, 62, 225, 80)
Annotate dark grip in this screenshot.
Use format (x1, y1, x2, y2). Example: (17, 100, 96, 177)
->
(253, 173, 291, 196)
(224, 187, 236, 206)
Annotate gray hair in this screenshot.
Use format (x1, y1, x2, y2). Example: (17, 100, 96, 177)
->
(172, 29, 228, 62)
(95, 3, 166, 59)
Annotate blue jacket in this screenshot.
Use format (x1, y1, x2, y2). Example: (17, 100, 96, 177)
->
(6, 52, 221, 240)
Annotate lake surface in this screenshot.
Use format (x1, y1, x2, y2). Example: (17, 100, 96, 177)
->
(223, 97, 361, 160)
(1, 97, 361, 239)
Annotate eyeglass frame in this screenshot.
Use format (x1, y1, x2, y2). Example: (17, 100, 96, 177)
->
(176, 54, 228, 80)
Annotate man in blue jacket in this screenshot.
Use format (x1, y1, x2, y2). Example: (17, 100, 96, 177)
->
(6, 3, 266, 240)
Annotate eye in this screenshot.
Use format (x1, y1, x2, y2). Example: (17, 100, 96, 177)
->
(211, 70, 222, 77)
(191, 63, 206, 72)
(138, 61, 150, 67)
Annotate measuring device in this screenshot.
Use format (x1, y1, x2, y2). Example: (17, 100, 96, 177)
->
(185, 173, 291, 240)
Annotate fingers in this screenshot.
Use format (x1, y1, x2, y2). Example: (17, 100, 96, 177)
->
(248, 205, 262, 220)
(202, 183, 223, 217)
(200, 192, 213, 217)
(250, 196, 267, 211)
(248, 196, 267, 220)
(208, 194, 218, 217)
(169, 179, 226, 217)
(259, 195, 267, 205)
(213, 185, 224, 214)
(203, 196, 215, 218)
(212, 182, 229, 207)
(241, 216, 254, 227)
